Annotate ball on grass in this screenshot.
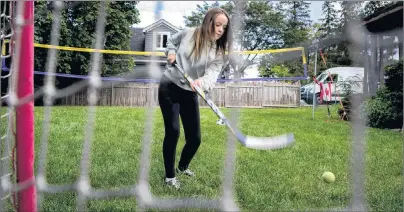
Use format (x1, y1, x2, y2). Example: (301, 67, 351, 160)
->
(322, 171, 335, 183)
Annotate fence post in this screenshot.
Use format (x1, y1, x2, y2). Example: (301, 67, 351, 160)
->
(261, 82, 264, 107)
(111, 82, 114, 106)
(224, 83, 228, 108)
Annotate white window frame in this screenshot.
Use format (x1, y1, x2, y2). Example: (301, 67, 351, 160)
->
(154, 32, 170, 51)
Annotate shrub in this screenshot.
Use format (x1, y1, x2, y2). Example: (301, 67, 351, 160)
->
(364, 60, 403, 129)
(385, 60, 403, 93)
(365, 87, 402, 129)
(338, 59, 403, 129)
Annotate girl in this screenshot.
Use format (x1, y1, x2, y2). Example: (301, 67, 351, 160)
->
(158, 7, 233, 189)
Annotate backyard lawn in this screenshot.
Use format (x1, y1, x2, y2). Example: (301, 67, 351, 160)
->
(7, 106, 402, 211)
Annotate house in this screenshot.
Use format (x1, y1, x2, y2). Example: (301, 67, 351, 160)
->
(129, 19, 240, 81)
(130, 19, 181, 80)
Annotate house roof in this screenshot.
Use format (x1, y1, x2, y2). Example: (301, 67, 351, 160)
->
(302, 2, 403, 52)
(131, 27, 145, 51)
(142, 19, 181, 33)
(361, 2, 403, 33)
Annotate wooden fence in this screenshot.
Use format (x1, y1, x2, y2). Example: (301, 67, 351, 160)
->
(58, 81, 301, 108)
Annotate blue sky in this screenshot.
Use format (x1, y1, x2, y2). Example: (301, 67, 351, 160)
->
(134, 1, 330, 28)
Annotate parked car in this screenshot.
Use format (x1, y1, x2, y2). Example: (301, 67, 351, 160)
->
(301, 67, 364, 105)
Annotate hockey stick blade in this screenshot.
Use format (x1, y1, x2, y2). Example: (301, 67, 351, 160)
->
(173, 63, 295, 150)
(220, 118, 295, 150)
(244, 133, 295, 150)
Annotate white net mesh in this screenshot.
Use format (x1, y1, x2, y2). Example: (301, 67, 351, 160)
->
(0, 0, 14, 209)
(0, 1, 402, 211)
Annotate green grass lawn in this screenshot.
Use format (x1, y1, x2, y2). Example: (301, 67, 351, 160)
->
(8, 106, 403, 211)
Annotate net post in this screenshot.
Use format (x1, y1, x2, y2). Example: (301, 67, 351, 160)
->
(16, 1, 36, 212)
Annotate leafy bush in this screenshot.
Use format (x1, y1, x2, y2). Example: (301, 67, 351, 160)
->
(385, 60, 403, 93)
(365, 88, 402, 129)
(364, 60, 403, 129)
(338, 60, 403, 129)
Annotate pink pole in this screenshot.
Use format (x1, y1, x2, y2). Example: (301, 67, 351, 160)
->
(16, 1, 36, 212)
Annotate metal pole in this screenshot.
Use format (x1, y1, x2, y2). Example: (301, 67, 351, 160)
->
(17, 1, 37, 212)
(312, 48, 318, 120)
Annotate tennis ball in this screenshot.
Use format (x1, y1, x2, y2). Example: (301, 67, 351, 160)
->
(322, 171, 335, 183)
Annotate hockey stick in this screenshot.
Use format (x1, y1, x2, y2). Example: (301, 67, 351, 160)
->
(173, 62, 295, 150)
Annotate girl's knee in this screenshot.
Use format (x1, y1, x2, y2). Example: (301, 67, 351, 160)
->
(166, 125, 180, 141)
(193, 134, 202, 147)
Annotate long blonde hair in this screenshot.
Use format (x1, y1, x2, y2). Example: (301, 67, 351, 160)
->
(189, 8, 233, 61)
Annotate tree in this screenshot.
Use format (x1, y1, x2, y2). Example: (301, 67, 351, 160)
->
(318, 1, 339, 39)
(183, 1, 220, 27)
(259, 1, 312, 78)
(183, 1, 284, 78)
(312, 2, 340, 72)
(361, 1, 392, 17)
(304, 23, 324, 81)
(34, 1, 140, 82)
(334, 1, 363, 66)
(278, 1, 311, 48)
(259, 64, 291, 78)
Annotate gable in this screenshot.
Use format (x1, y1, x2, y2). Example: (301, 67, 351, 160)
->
(131, 19, 182, 53)
(143, 20, 181, 52)
(143, 19, 180, 33)
(147, 24, 178, 35)
(144, 25, 178, 52)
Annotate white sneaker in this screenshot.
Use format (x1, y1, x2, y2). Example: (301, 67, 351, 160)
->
(164, 177, 180, 189)
(216, 119, 225, 125)
(177, 168, 196, 177)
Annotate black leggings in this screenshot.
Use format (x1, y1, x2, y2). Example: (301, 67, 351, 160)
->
(158, 75, 201, 178)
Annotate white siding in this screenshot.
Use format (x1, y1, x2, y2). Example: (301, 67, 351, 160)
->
(145, 24, 179, 52)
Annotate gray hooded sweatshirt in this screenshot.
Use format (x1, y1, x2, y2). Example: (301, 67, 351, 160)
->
(163, 27, 224, 92)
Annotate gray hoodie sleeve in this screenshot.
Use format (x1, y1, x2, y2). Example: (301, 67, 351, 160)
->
(199, 53, 224, 92)
(165, 28, 188, 56)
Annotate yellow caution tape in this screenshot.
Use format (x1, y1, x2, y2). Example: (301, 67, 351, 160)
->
(33, 43, 304, 56)
(2, 39, 307, 64)
(33, 43, 166, 56)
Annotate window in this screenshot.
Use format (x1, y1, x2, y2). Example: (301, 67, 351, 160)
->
(154, 32, 170, 50)
(316, 73, 326, 82)
(317, 73, 338, 83)
(325, 74, 338, 83)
